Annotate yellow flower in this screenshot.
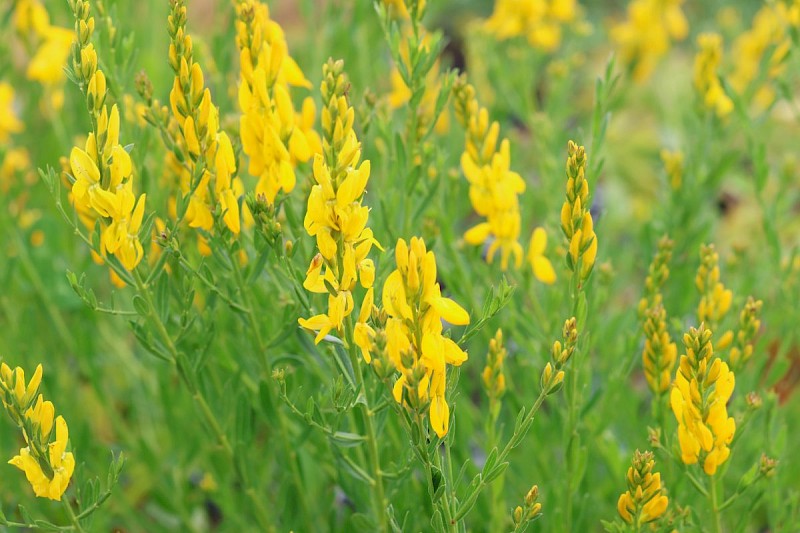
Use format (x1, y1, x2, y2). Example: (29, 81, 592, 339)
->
(236, 0, 316, 205)
(383, 237, 469, 438)
(616, 450, 669, 525)
(453, 76, 526, 271)
(526, 227, 556, 284)
(299, 60, 380, 348)
(9, 415, 75, 501)
(611, 0, 688, 82)
(729, 2, 795, 110)
(693, 33, 733, 118)
(168, 0, 241, 236)
(26, 26, 74, 84)
(670, 324, 736, 475)
(642, 304, 677, 394)
(0, 364, 75, 501)
(730, 297, 763, 370)
(660, 149, 683, 190)
(482, 329, 507, 403)
(560, 141, 597, 282)
(64, 1, 147, 274)
(0, 83, 23, 142)
(484, 0, 578, 51)
(696, 244, 733, 333)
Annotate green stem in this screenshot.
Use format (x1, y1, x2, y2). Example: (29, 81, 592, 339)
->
(62, 498, 86, 533)
(431, 441, 458, 533)
(344, 319, 389, 533)
(131, 270, 273, 531)
(228, 246, 313, 530)
(710, 474, 723, 533)
(454, 390, 548, 523)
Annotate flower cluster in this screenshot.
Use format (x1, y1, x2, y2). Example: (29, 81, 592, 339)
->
(167, 0, 240, 240)
(616, 450, 669, 526)
(383, 237, 470, 438)
(483, 0, 578, 51)
(512, 485, 543, 529)
(696, 244, 733, 344)
(642, 305, 677, 396)
(670, 324, 736, 476)
(452, 74, 526, 271)
(68, 0, 147, 271)
(730, 1, 799, 110)
(560, 141, 597, 282)
(730, 296, 763, 371)
(0, 83, 23, 142)
(235, 0, 319, 205)
(610, 0, 688, 82)
(639, 237, 676, 395)
(693, 33, 733, 118)
(0, 363, 75, 501)
(13, 0, 73, 110)
(660, 148, 684, 191)
(482, 329, 506, 410)
(540, 317, 577, 394)
(299, 60, 379, 346)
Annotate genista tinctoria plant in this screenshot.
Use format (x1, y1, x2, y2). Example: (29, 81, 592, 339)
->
(1, 0, 796, 530)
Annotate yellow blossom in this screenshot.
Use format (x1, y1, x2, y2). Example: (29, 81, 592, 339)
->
(0, 83, 23, 142)
(560, 141, 597, 282)
(611, 0, 688, 82)
(670, 324, 736, 476)
(660, 149, 683, 190)
(236, 0, 316, 205)
(616, 450, 669, 525)
(729, 2, 796, 110)
(0, 363, 75, 501)
(693, 33, 733, 118)
(527, 227, 556, 284)
(484, 0, 578, 51)
(167, 0, 240, 236)
(299, 60, 379, 348)
(66, 1, 146, 272)
(696, 244, 733, 333)
(453, 75, 526, 270)
(384, 237, 469, 438)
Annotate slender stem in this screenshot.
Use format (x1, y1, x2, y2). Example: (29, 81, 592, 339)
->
(228, 246, 313, 530)
(710, 474, 723, 533)
(62, 498, 86, 533)
(455, 390, 548, 523)
(431, 441, 458, 533)
(345, 319, 389, 533)
(131, 270, 273, 531)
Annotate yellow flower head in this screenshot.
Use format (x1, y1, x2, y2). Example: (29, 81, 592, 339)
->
(670, 324, 736, 475)
(611, 0, 688, 82)
(560, 141, 597, 282)
(482, 329, 507, 401)
(167, 0, 240, 236)
(383, 237, 469, 437)
(0, 83, 24, 142)
(453, 75, 526, 271)
(236, 0, 316, 205)
(299, 60, 379, 348)
(616, 450, 669, 525)
(484, 0, 578, 51)
(693, 33, 733, 118)
(696, 244, 733, 330)
(0, 363, 75, 501)
(527, 227, 556, 284)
